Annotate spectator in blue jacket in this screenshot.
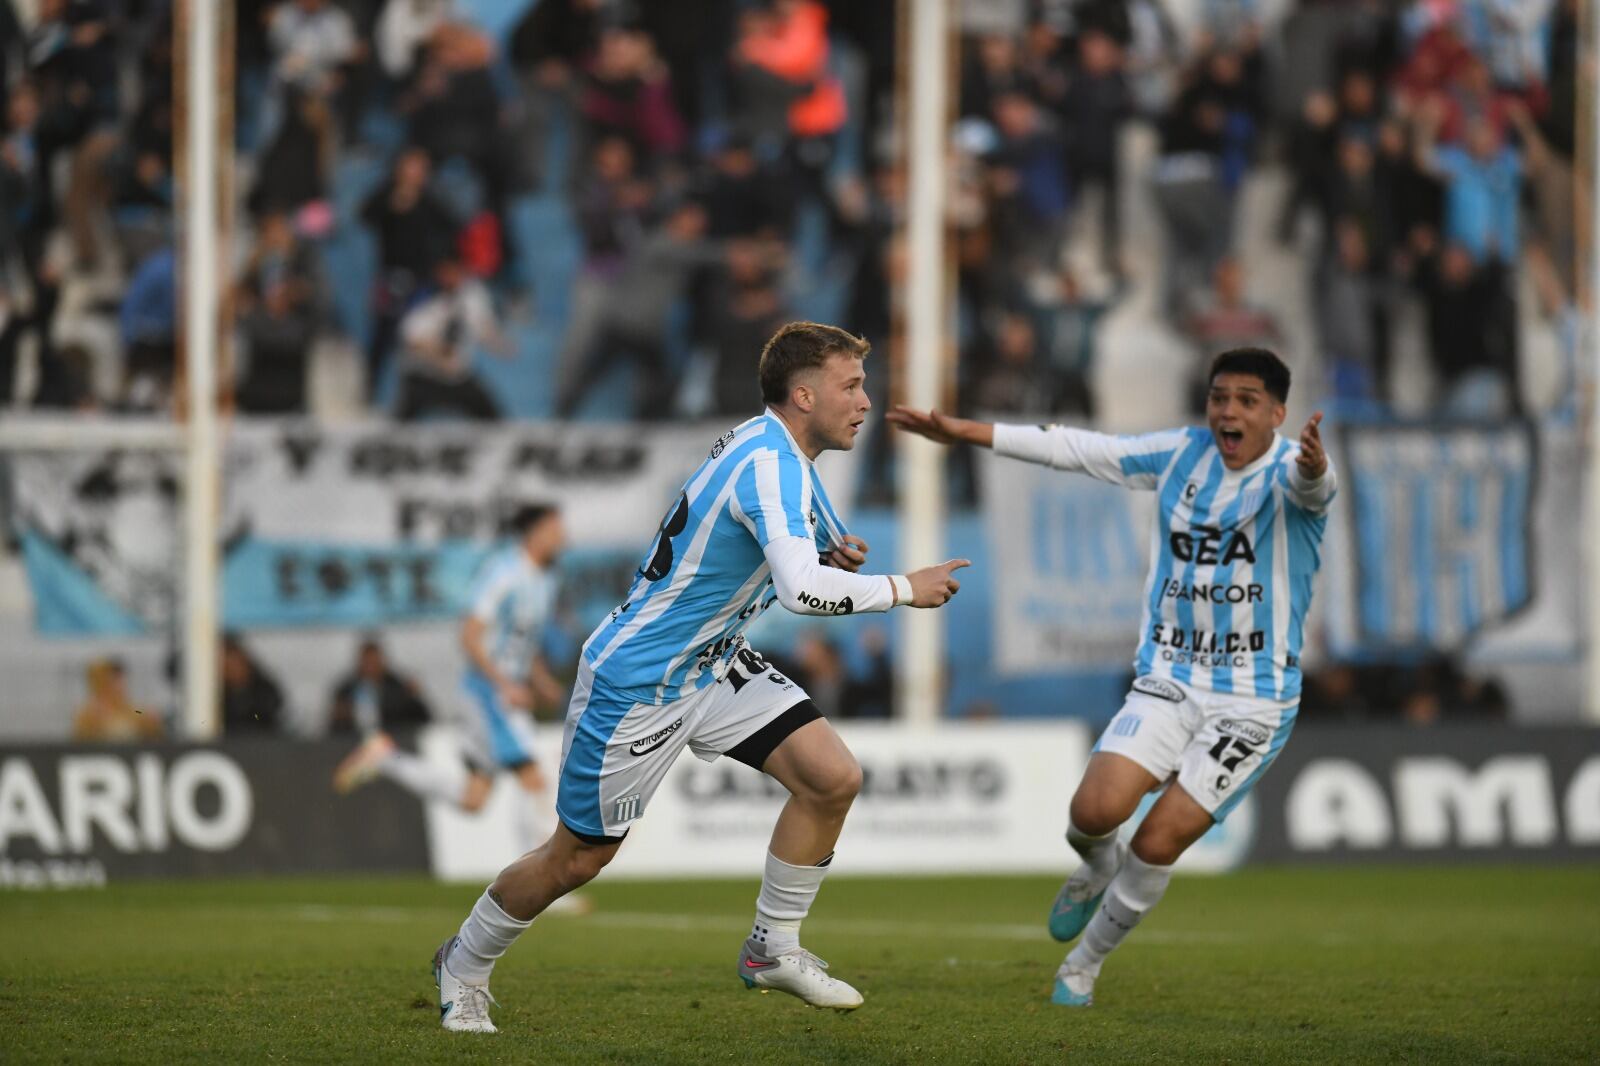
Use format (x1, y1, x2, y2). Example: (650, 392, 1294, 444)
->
(118, 246, 176, 410)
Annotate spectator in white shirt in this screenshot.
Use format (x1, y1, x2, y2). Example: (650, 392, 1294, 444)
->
(394, 255, 510, 420)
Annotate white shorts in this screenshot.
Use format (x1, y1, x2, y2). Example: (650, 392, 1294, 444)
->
(556, 648, 813, 841)
(458, 671, 541, 775)
(1093, 675, 1299, 822)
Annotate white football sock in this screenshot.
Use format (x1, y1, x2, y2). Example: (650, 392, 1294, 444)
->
(378, 751, 468, 806)
(1065, 853, 1173, 976)
(1067, 819, 1124, 881)
(449, 890, 532, 984)
(751, 850, 832, 956)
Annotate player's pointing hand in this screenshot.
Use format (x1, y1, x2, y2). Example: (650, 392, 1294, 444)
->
(906, 558, 971, 608)
(1296, 412, 1327, 480)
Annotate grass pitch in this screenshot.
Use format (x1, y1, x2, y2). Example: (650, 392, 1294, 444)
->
(1, 867, 1596, 1064)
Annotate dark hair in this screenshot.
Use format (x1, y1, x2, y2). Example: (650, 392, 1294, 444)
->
(1208, 347, 1290, 402)
(758, 322, 871, 405)
(510, 503, 559, 536)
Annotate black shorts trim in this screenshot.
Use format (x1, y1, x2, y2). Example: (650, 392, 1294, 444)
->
(560, 820, 628, 847)
(725, 700, 823, 771)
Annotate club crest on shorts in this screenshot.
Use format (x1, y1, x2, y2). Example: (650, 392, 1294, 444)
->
(1111, 715, 1142, 737)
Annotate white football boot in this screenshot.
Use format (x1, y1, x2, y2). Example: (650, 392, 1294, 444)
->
(738, 939, 863, 1010)
(433, 936, 498, 1033)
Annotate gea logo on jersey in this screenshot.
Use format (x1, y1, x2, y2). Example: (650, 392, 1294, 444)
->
(797, 592, 854, 614)
(1170, 525, 1256, 565)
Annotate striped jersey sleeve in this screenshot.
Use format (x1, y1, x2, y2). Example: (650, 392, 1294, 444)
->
(464, 548, 555, 684)
(731, 447, 812, 546)
(467, 554, 516, 622)
(993, 424, 1197, 489)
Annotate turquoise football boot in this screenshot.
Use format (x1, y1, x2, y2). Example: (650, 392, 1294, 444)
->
(1048, 840, 1126, 942)
(1050, 967, 1096, 1007)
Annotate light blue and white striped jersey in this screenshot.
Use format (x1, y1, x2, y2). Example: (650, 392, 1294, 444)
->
(465, 546, 559, 683)
(581, 412, 849, 704)
(996, 424, 1337, 701)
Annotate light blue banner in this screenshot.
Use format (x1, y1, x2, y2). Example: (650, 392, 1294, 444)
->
(1341, 420, 1536, 652)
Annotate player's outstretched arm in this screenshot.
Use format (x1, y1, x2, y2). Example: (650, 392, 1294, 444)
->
(892, 406, 1188, 489)
(885, 407, 995, 448)
(763, 538, 970, 614)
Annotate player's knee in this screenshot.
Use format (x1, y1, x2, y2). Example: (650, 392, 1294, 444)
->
(802, 755, 862, 814)
(1068, 791, 1123, 838)
(459, 777, 492, 813)
(1129, 823, 1188, 867)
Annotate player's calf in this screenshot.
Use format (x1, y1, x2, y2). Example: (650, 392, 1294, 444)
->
(489, 826, 618, 918)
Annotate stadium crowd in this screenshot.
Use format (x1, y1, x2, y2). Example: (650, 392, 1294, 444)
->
(0, 0, 1578, 424)
(1, 0, 1582, 731)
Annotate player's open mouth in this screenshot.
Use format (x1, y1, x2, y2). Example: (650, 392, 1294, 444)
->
(1217, 428, 1243, 454)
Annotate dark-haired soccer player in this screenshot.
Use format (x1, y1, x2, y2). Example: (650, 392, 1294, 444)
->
(334, 504, 568, 856)
(432, 322, 971, 1032)
(890, 347, 1335, 1007)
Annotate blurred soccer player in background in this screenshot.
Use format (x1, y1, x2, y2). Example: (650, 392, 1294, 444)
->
(334, 504, 568, 857)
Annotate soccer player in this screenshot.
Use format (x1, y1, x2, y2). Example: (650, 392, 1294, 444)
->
(431, 322, 970, 1033)
(888, 347, 1335, 1007)
(334, 504, 568, 856)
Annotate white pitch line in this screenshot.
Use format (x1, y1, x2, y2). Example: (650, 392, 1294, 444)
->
(280, 904, 1252, 945)
(581, 912, 1246, 946)
(288, 904, 422, 924)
